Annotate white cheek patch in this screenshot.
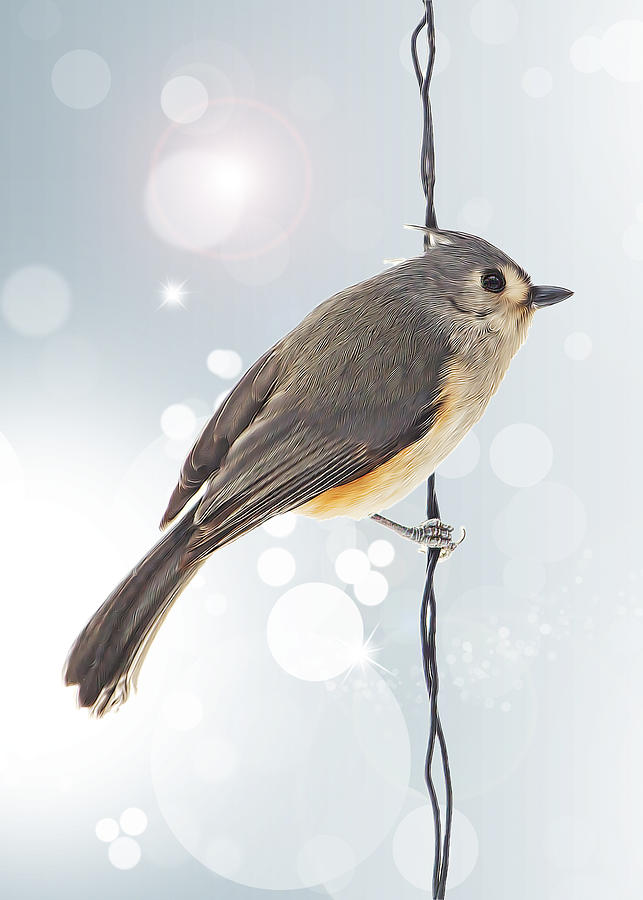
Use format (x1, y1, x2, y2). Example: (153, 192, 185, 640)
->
(501, 266, 530, 307)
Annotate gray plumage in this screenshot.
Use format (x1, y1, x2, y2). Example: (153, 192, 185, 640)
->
(64, 228, 570, 715)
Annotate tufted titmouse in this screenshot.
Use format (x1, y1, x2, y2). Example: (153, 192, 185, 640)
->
(64, 228, 572, 715)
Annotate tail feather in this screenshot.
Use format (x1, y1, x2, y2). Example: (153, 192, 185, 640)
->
(64, 512, 200, 716)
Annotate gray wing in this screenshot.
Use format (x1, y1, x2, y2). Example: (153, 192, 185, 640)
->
(166, 266, 454, 561)
(160, 345, 284, 527)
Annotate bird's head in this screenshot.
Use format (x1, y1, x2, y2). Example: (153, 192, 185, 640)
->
(409, 226, 573, 330)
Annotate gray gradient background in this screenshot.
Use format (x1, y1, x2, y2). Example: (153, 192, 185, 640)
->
(1, 0, 640, 898)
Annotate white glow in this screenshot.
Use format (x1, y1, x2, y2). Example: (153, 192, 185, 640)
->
(367, 539, 394, 568)
(267, 582, 364, 681)
(161, 75, 209, 124)
(334, 548, 370, 585)
(2, 264, 70, 337)
(159, 278, 188, 308)
(564, 331, 593, 361)
(522, 67, 553, 98)
(206, 348, 243, 379)
(160, 403, 197, 441)
(489, 424, 553, 487)
(96, 818, 120, 843)
(601, 21, 643, 82)
(108, 836, 141, 870)
(570, 35, 602, 73)
(354, 571, 389, 607)
(257, 547, 296, 587)
(51, 49, 111, 109)
(120, 807, 148, 836)
(145, 150, 248, 252)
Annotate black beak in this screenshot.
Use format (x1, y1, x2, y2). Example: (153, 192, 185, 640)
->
(530, 284, 574, 308)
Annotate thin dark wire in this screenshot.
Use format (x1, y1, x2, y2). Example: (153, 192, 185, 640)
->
(411, 3, 453, 898)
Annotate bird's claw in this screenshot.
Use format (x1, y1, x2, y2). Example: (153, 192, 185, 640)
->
(416, 520, 466, 561)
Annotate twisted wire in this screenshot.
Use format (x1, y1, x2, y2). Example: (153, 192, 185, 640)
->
(411, 3, 453, 897)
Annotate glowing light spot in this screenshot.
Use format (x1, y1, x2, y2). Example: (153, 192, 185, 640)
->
(51, 49, 111, 109)
(160, 403, 197, 441)
(257, 547, 296, 587)
(120, 807, 148, 836)
(600, 21, 643, 82)
(2, 264, 70, 337)
(564, 331, 592, 360)
(334, 548, 370, 584)
(108, 836, 141, 870)
(353, 571, 389, 606)
(95, 818, 119, 842)
(489, 424, 553, 487)
(206, 349, 243, 379)
(367, 539, 395, 567)
(267, 582, 364, 681)
(161, 75, 209, 124)
(570, 35, 602, 73)
(159, 278, 188, 308)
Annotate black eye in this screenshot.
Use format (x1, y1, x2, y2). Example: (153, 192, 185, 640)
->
(481, 269, 506, 293)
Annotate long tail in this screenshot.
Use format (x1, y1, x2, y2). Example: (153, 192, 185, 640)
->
(64, 512, 202, 717)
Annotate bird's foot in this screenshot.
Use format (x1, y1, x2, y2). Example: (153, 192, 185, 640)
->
(370, 514, 466, 561)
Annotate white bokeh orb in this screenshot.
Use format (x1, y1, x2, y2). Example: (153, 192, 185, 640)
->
(564, 331, 592, 361)
(206, 348, 243, 379)
(51, 50, 111, 109)
(489, 424, 553, 487)
(600, 21, 643, 83)
(145, 150, 249, 251)
(120, 807, 148, 836)
(522, 67, 553, 98)
(569, 35, 602, 74)
(297, 835, 356, 888)
(95, 818, 119, 843)
(367, 539, 395, 568)
(458, 197, 493, 232)
(152, 635, 409, 890)
(108, 836, 142, 870)
(438, 430, 480, 478)
(393, 805, 479, 890)
(335, 548, 371, 585)
(493, 481, 587, 562)
(19, 0, 61, 40)
(2, 264, 70, 337)
(161, 75, 209, 124)
(354, 571, 389, 607)
(267, 582, 364, 681)
(257, 547, 296, 587)
(623, 222, 643, 260)
(470, 0, 519, 45)
(160, 403, 197, 440)
(289, 76, 334, 121)
(263, 513, 297, 538)
(163, 690, 204, 731)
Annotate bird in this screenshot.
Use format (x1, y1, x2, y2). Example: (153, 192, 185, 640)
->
(63, 227, 572, 716)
